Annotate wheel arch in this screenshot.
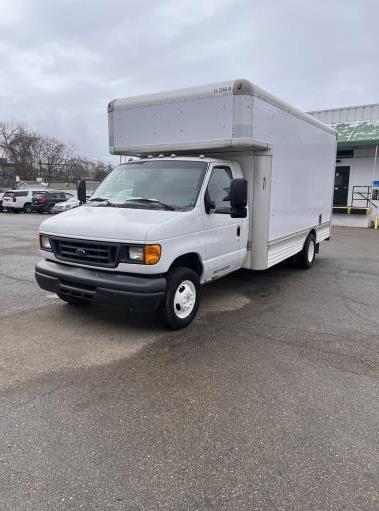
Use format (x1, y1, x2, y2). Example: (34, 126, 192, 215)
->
(168, 252, 203, 277)
(309, 228, 316, 239)
(307, 228, 319, 252)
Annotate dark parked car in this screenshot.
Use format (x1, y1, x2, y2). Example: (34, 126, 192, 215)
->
(32, 191, 73, 213)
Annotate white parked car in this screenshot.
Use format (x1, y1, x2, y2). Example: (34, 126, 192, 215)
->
(52, 196, 80, 214)
(2, 189, 46, 213)
(0, 192, 6, 211)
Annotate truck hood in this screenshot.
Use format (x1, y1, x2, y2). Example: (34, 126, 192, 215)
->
(40, 205, 185, 242)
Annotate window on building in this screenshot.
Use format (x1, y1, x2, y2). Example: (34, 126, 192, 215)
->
(337, 149, 354, 159)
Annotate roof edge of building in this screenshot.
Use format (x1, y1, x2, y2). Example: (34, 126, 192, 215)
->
(308, 102, 379, 115)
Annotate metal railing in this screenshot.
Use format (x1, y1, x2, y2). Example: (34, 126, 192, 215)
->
(351, 186, 378, 209)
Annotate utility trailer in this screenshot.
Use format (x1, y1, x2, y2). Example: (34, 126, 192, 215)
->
(36, 80, 337, 329)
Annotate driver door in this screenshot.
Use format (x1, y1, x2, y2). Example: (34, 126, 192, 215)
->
(202, 164, 244, 281)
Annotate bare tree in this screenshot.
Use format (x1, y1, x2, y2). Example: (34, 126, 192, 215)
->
(0, 121, 38, 179)
(37, 137, 73, 182)
(0, 121, 112, 184)
(93, 161, 112, 182)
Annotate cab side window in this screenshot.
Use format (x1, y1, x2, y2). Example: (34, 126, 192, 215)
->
(206, 166, 232, 213)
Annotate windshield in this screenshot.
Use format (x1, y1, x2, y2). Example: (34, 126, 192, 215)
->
(91, 160, 207, 210)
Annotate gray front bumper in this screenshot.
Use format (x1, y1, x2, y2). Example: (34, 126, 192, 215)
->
(35, 259, 166, 312)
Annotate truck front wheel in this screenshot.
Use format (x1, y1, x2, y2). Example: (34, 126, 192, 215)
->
(159, 267, 200, 329)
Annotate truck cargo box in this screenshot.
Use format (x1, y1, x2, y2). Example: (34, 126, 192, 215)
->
(108, 79, 335, 157)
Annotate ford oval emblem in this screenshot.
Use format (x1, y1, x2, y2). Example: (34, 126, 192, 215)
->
(76, 248, 86, 256)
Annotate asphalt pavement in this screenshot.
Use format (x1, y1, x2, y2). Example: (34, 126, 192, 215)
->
(0, 213, 378, 510)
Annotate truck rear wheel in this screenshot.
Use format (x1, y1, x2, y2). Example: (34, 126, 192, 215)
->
(294, 233, 316, 269)
(158, 267, 200, 330)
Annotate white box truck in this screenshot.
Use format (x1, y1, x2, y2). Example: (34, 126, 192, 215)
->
(35, 79, 336, 329)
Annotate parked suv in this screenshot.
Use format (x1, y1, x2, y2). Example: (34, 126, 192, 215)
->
(32, 191, 73, 213)
(2, 189, 47, 213)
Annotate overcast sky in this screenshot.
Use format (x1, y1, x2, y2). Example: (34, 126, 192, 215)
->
(1, 0, 378, 162)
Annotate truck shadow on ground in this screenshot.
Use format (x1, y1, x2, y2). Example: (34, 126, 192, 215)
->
(56, 260, 304, 334)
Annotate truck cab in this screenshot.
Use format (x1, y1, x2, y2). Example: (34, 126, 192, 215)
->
(35, 156, 249, 329)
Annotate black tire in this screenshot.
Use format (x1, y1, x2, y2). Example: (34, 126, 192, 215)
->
(57, 293, 90, 306)
(294, 233, 316, 269)
(158, 267, 200, 330)
(23, 203, 32, 213)
(47, 204, 54, 214)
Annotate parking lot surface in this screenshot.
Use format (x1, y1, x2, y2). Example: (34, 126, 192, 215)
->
(0, 213, 378, 510)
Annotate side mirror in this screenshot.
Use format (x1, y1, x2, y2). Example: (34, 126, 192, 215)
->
(230, 178, 247, 218)
(230, 178, 247, 209)
(77, 179, 87, 204)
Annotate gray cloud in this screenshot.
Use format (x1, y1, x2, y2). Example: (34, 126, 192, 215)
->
(1, 0, 378, 161)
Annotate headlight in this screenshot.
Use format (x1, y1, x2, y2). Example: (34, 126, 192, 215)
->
(120, 244, 161, 265)
(39, 234, 52, 251)
(128, 246, 144, 262)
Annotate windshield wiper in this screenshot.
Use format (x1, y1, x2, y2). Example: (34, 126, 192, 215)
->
(124, 198, 176, 210)
(88, 196, 176, 210)
(88, 197, 114, 206)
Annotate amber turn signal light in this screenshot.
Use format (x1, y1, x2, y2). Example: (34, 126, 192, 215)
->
(144, 244, 161, 265)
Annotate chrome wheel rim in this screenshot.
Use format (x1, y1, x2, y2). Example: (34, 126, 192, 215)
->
(307, 240, 315, 262)
(174, 280, 196, 319)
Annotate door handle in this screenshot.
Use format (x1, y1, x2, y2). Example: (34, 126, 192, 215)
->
(237, 226, 241, 237)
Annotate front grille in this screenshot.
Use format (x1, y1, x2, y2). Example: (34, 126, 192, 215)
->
(51, 238, 119, 268)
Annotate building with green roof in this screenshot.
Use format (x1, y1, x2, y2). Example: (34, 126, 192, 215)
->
(309, 104, 379, 227)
